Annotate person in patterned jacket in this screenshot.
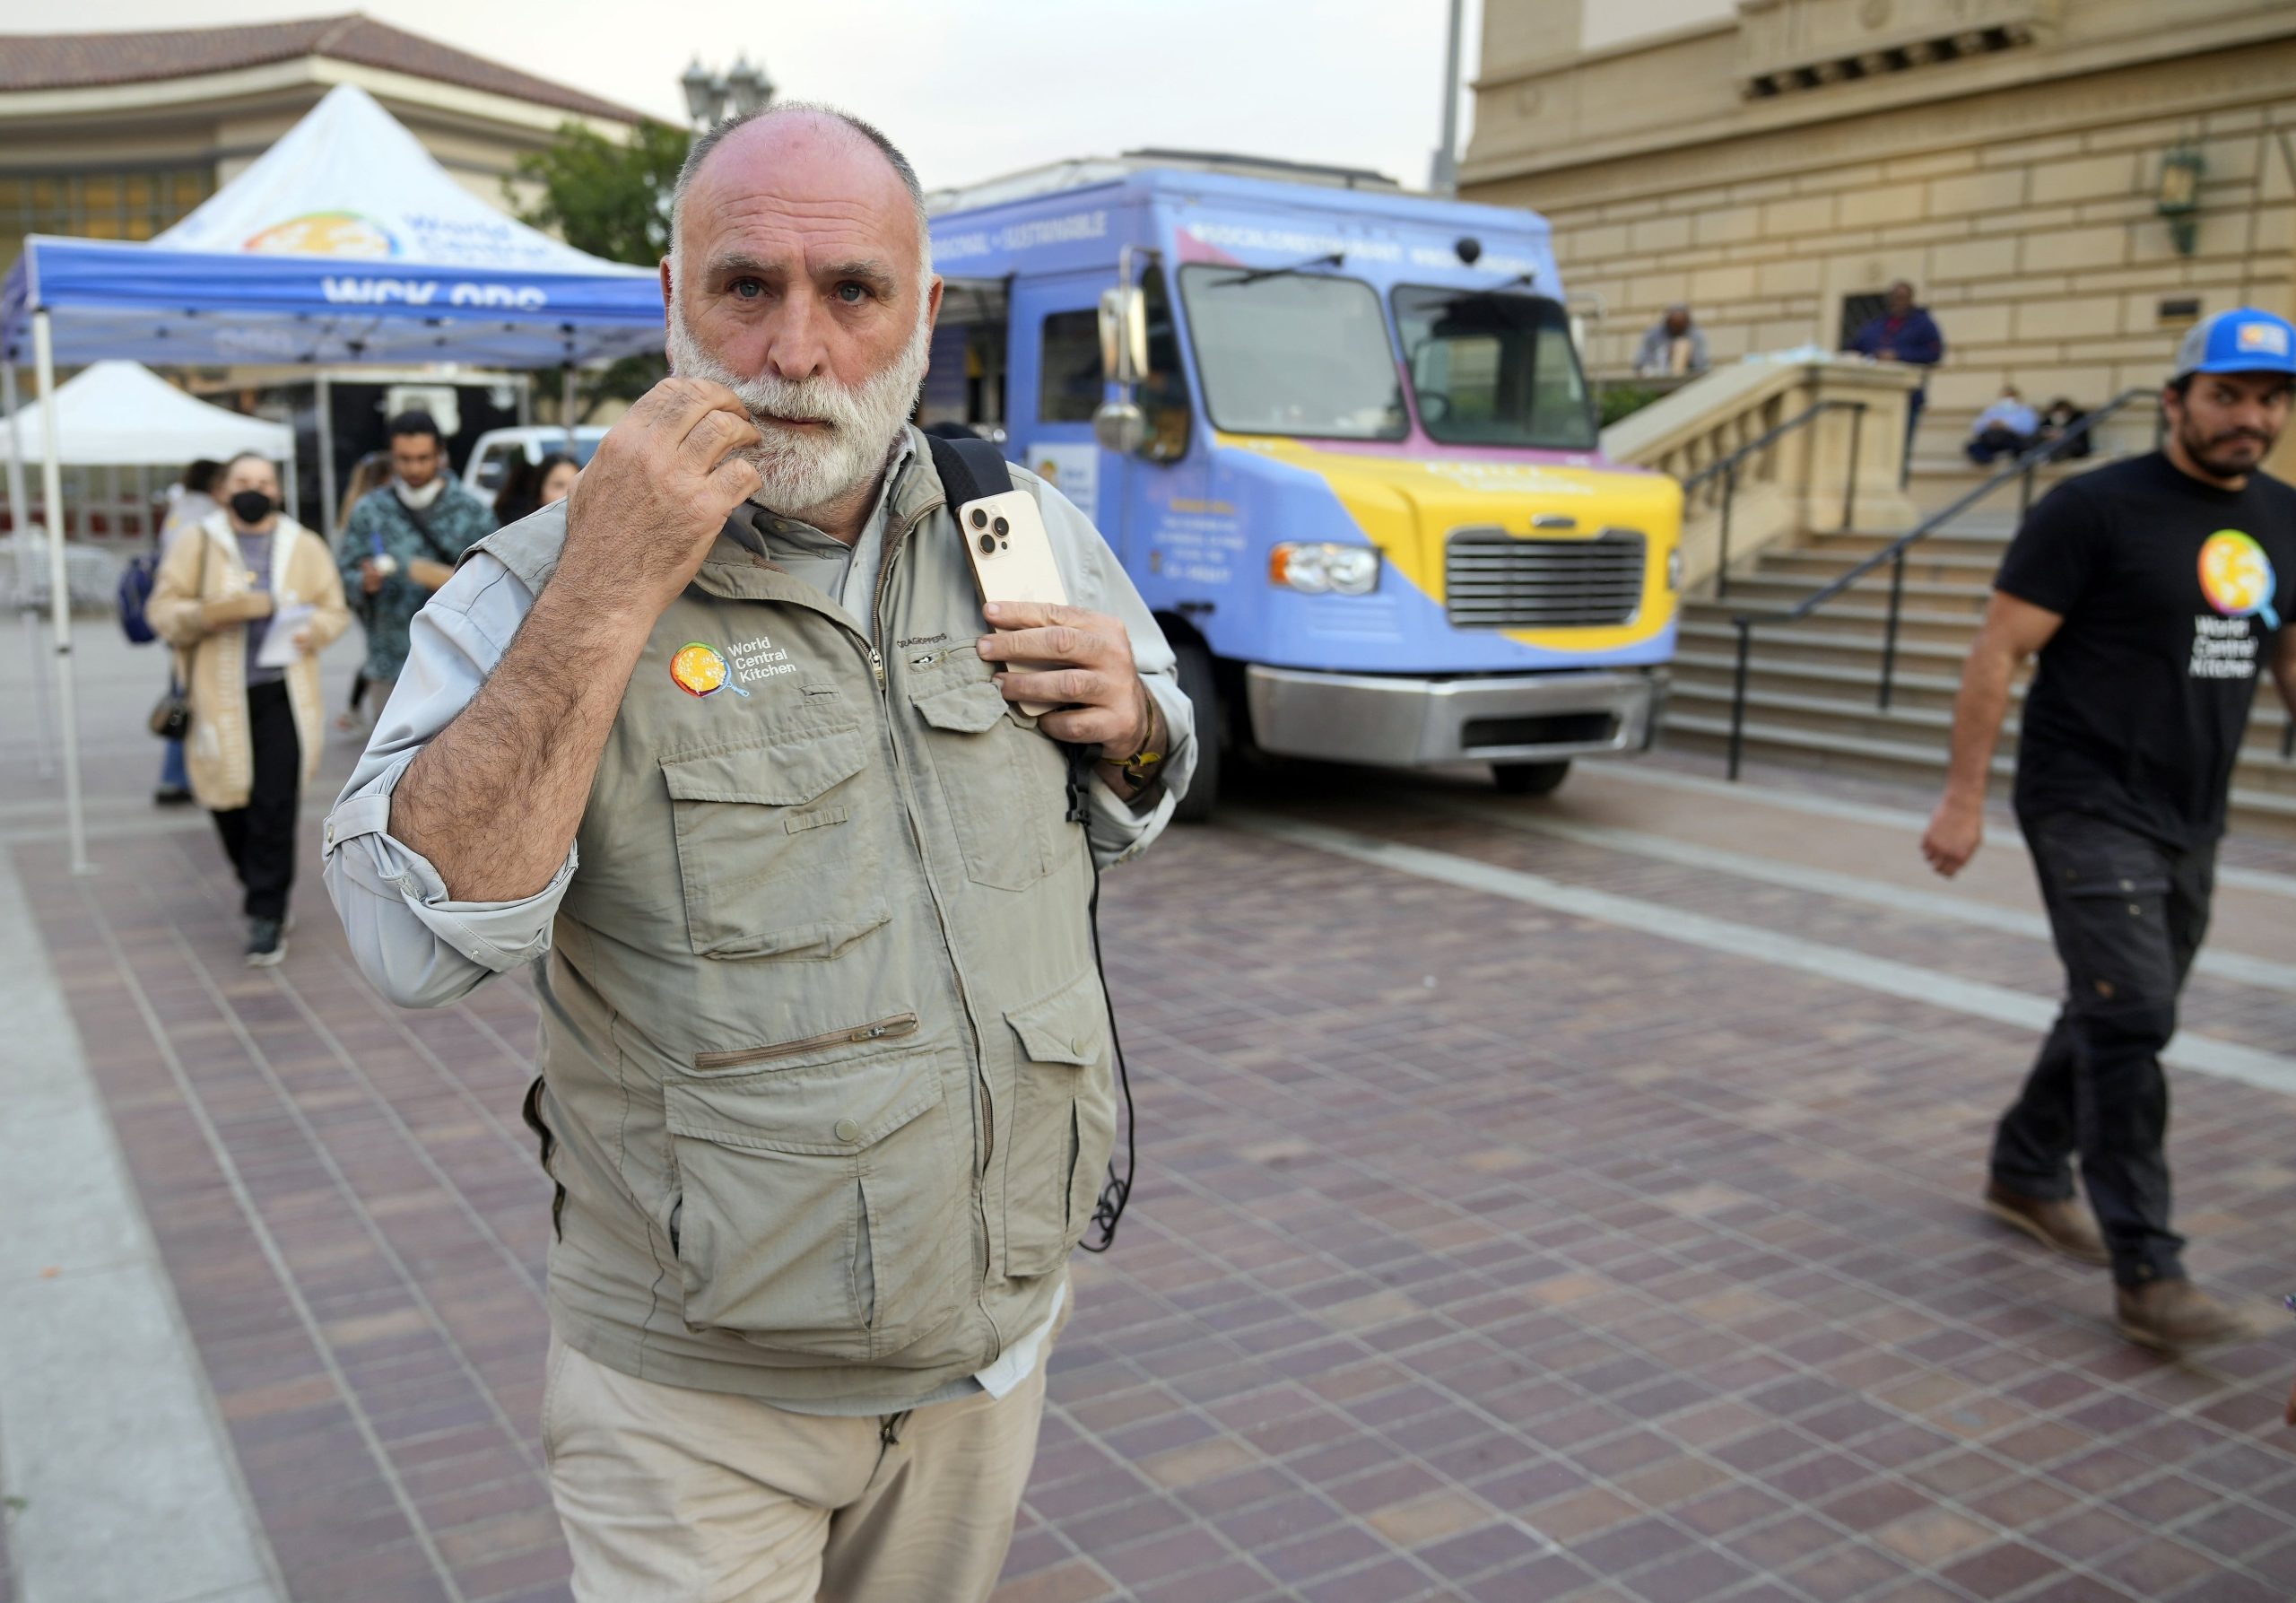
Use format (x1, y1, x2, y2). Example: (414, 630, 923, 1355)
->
(338, 410, 495, 710)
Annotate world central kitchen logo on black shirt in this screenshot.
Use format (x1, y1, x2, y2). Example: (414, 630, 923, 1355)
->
(2190, 529, 2281, 680)
(1996, 453, 2296, 848)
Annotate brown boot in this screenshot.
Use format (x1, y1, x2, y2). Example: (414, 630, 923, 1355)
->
(1983, 1182, 2109, 1266)
(2114, 1279, 2260, 1355)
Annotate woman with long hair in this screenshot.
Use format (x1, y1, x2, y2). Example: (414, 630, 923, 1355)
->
(493, 450, 579, 527)
(148, 452, 351, 965)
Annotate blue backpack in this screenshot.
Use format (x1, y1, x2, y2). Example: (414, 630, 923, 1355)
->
(117, 551, 161, 644)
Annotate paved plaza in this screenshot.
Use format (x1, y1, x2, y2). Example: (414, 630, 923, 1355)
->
(6, 623, 2296, 1603)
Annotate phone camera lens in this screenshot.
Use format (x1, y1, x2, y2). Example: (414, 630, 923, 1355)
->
(970, 509, 987, 529)
(978, 532, 996, 554)
(992, 517, 1010, 537)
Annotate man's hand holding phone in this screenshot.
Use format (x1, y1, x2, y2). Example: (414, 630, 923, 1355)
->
(977, 600, 1153, 759)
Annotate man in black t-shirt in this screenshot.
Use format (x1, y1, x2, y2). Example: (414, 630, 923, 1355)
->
(1921, 307, 2296, 1355)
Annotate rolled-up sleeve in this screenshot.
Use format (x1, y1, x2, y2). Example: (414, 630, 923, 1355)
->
(323, 555, 575, 1007)
(1028, 472, 1196, 868)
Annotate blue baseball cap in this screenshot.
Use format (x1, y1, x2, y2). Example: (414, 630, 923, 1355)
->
(2172, 307, 2296, 381)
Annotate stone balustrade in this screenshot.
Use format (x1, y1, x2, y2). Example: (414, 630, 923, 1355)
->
(1603, 355, 1921, 595)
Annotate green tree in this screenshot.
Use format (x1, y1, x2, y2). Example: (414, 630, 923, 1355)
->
(508, 119, 690, 417)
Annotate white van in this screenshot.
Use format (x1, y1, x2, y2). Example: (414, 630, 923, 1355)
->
(462, 425, 610, 495)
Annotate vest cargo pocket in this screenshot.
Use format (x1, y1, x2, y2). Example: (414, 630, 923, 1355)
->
(1002, 972, 1118, 1278)
(663, 725, 889, 959)
(910, 671, 1065, 892)
(665, 1039, 969, 1362)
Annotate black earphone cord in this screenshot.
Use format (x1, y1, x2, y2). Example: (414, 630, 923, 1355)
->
(1064, 746, 1136, 1254)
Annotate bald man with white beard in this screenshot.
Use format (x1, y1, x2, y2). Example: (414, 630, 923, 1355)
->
(324, 105, 1193, 1600)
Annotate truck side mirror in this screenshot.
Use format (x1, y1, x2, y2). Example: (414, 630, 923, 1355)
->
(1093, 400, 1148, 454)
(1099, 285, 1149, 386)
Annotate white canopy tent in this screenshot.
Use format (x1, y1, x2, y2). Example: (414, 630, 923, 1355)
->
(1, 362, 294, 782)
(1, 83, 665, 873)
(3, 359, 291, 614)
(4, 360, 293, 466)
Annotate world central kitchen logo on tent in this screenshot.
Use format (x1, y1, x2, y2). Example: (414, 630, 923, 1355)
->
(244, 211, 403, 257)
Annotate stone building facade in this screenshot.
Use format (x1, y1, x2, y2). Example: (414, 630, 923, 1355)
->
(1461, 0, 2296, 463)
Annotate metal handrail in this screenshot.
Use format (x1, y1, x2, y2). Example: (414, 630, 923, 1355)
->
(1677, 399, 1866, 601)
(1721, 388, 2158, 780)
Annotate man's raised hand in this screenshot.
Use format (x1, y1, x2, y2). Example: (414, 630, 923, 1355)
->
(558, 377, 762, 620)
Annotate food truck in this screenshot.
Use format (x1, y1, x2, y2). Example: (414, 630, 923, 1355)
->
(924, 157, 1682, 816)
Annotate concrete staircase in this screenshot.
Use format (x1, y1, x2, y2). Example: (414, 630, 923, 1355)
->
(1663, 456, 2296, 836)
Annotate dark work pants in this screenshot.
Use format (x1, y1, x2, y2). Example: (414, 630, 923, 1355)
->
(210, 680, 300, 923)
(1965, 426, 2032, 466)
(1991, 811, 2213, 1286)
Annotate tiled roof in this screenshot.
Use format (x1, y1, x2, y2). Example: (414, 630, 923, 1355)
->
(0, 13, 649, 125)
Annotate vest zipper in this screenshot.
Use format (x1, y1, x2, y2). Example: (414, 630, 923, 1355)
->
(871, 492, 997, 1185)
(691, 1013, 919, 1072)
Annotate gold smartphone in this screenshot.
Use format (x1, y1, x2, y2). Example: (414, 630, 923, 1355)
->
(958, 488, 1070, 718)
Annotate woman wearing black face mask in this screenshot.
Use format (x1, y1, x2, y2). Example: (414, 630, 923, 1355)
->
(148, 451, 351, 965)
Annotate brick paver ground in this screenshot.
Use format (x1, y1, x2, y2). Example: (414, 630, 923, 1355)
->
(10, 634, 2296, 1601)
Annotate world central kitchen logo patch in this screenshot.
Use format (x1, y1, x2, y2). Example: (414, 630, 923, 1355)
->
(670, 636, 798, 699)
(670, 642, 746, 698)
(2190, 530, 2278, 682)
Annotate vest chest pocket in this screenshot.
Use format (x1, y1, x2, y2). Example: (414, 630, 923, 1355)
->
(662, 725, 887, 960)
(1002, 972, 1117, 1278)
(665, 1031, 970, 1362)
(909, 664, 1071, 892)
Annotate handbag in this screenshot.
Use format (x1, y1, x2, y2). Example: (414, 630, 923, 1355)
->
(149, 670, 192, 741)
(149, 534, 209, 741)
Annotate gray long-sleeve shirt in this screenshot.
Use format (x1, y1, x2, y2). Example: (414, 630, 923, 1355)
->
(323, 444, 1193, 1013)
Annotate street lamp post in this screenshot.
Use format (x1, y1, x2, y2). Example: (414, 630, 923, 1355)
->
(682, 55, 776, 128)
(1428, 0, 1465, 196)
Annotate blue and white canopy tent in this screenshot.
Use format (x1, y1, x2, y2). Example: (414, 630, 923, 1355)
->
(0, 83, 669, 871)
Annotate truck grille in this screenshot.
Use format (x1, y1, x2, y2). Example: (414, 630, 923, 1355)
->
(1444, 527, 1647, 629)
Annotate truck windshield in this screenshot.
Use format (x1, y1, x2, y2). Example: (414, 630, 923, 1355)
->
(1392, 287, 1596, 449)
(1178, 266, 1407, 441)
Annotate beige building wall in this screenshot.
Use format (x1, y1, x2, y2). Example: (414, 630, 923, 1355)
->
(1463, 0, 2296, 461)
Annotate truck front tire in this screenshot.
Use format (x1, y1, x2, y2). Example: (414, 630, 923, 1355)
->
(1171, 640, 1221, 823)
(1492, 760, 1570, 797)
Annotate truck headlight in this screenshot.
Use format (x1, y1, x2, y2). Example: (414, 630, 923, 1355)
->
(1271, 543, 1380, 596)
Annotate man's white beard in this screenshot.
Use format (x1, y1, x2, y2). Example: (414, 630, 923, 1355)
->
(665, 299, 931, 518)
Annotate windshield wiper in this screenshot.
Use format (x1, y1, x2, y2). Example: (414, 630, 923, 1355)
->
(1215, 251, 1345, 288)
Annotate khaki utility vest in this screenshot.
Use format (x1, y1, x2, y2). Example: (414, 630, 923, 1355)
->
(482, 441, 1114, 1407)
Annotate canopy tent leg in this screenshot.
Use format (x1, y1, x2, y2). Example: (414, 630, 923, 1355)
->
(31, 311, 91, 874)
(282, 443, 299, 530)
(517, 373, 533, 428)
(4, 358, 57, 778)
(561, 363, 578, 456)
(316, 372, 336, 542)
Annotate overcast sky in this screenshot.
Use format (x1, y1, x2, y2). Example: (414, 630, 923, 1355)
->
(60, 1, 1492, 194)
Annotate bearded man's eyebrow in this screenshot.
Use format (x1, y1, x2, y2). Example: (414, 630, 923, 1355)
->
(822, 259, 896, 293)
(706, 251, 780, 279)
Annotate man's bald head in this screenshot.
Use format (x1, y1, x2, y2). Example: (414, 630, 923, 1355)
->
(669, 102, 929, 276)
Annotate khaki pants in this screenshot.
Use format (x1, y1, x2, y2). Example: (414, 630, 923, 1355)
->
(543, 1336, 1048, 1603)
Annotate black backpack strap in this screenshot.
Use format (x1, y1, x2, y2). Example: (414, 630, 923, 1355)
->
(925, 432, 1016, 510)
(396, 493, 459, 566)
